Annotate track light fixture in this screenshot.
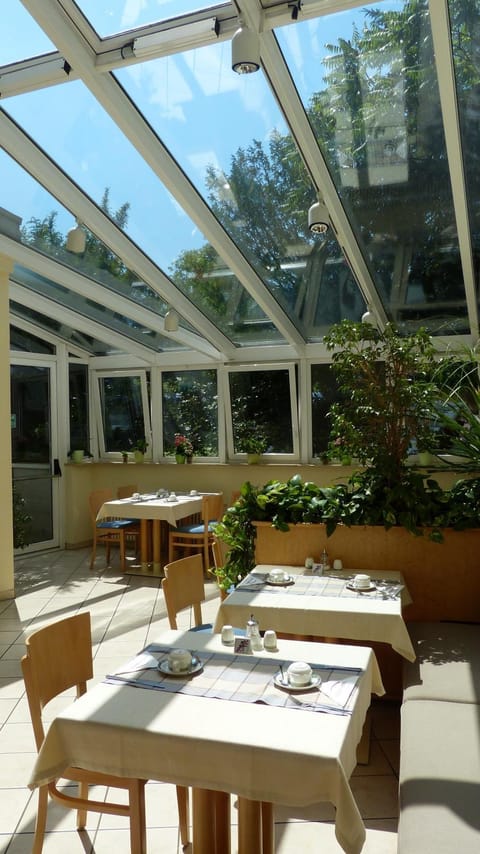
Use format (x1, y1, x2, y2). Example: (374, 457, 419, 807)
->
(66, 219, 86, 254)
(308, 196, 329, 235)
(232, 23, 260, 74)
(164, 308, 179, 332)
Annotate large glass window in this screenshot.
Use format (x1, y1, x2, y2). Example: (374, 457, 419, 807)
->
(96, 372, 151, 456)
(69, 363, 89, 455)
(162, 370, 218, 457)
(227, 367, 297, 457)
(311, 364, 340, 459)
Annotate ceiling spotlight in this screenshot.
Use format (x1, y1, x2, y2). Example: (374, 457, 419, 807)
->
(164, 308, 179, 332)
(66, 219, 86, 254)
(232, 24, 260, 74)
(308, 197, 329, 235)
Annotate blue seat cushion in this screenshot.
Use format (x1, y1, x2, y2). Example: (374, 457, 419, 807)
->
(96, 519, 137, 530)
(175, 521, 217, 534)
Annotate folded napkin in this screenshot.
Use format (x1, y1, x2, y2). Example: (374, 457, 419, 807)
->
(237, 573, 267, 591)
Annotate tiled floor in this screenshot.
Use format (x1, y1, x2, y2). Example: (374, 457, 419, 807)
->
(0, 548, 400, 853)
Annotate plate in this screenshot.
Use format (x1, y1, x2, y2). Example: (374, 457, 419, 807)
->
(266, 574, 295, 586)
(346, 582, 377, 593)
(274, 673, 321, 692)
(158, 657, 203, 677)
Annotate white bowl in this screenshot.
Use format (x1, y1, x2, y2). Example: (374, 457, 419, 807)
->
(167, 649, 192, 673)
(287, 661, 312, 687)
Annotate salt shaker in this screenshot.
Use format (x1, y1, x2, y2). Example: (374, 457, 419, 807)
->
(246, 614, 263, 650)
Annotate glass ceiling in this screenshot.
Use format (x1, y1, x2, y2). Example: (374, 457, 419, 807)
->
(1, 0, 479, 363)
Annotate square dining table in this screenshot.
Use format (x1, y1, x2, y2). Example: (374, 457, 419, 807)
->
(97, 492, 210, 574)
(28, 629, 384, 854)
(214, 564, 416, 662)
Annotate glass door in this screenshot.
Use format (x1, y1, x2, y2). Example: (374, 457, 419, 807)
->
(11, 361, 59, 551)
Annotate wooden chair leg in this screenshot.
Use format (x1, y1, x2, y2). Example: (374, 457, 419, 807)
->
(32, 786, 48, 854)
(176, 785, 190, 847)
(76, 780, 88, 828)
(192, 788, 217, 853)
(119, 531, 126, 571)
(89, 538, 96, 570)
(214, 791, 231, 853)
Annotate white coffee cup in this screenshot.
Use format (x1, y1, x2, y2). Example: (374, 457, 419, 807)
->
(333, 559, 343, 570)
(221, 625, 235, 645)
(263, 629, 278, 650)
(268, 568, 288, 583)
(353, 573, 370, 589)
(168, 649, 192, 672)
(287, 661, 312, 687)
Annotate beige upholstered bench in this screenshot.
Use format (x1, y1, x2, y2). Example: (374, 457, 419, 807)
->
(399, 622, 480, 853)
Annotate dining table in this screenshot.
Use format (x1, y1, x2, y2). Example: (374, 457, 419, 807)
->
(214, 564, 416, 662)
(28, 628, 384, 854)
(97, 491, 214, 575)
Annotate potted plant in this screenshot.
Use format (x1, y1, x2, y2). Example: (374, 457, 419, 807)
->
(133, 438, 148, 463)
(174, 433, 193, 463)
(238, 433, 268, 464)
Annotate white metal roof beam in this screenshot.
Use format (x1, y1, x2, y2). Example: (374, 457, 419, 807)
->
(429, 0, 479, 340)
(20, 0, 306, 353)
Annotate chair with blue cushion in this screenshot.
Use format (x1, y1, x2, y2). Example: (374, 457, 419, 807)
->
(168, 492, 224, 572)
(89, 489, 139, 572)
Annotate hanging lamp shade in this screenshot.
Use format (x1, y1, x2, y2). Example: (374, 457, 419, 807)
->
(308, 198, 329, 234)
(232, 25, 260, 74)
(164, 308, 179, 332)
(66, 220, 86, 254)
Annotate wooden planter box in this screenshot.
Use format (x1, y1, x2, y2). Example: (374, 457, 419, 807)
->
(253, 521, 480, 623)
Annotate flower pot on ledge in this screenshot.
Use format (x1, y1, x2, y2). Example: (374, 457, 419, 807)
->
(134, 450, 144, 463)
(175, 454, 186, 464)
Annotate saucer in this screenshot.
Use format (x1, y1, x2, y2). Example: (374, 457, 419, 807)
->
(266, 574, 294, 586)
(158, 657, 203, 677)
(346, 582, 377, 593)
(274, 673, 321, 693)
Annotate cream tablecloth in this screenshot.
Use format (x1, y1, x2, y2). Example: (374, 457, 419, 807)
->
(28, 630, 384, 854)
(214, 565, 415, 661)
(97, 493, 205, 527)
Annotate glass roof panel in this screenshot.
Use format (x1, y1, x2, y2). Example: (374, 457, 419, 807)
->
(3, 78, 281, 345)
(2, 1, 55, 65)
(73, 0, 207, 38)
(117, 38, 359, 340)
(10, 301, 113, 355)
(277, 0, 469, 336)
(13, 265, 187, 352)
(450, 0, 480, 313)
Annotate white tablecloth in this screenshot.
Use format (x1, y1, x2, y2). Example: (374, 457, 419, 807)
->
(97, 493, 204, 527)
(214, 565, 415, 661)
(29, 630, 384, 854)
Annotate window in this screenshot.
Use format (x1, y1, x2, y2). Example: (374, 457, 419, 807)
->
(311, 364, 339, 458)
(227, 366, 298, 457)
(161, 370, 218, 457)
(69, 363, 89, 454)
(96, 371, 151, 456)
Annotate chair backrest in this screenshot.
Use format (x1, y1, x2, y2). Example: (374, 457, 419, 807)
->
(89, 488, 114, 521)
(162, 554, 206, 629)
(117, 484, 138, 499)
(201, 492, 224, 524)
(21, 612, 93, 751)
(212, 536, 229, 570)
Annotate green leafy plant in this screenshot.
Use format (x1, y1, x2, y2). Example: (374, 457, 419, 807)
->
(133, 438, 148, 454)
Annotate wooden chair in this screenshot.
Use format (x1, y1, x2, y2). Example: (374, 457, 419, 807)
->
(89, 488, 139, 571)
(117, 484, 138, 499)
(162, 554, 211, 630)
(168, 493, 224, 571)
(21, 613, 148, 854)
